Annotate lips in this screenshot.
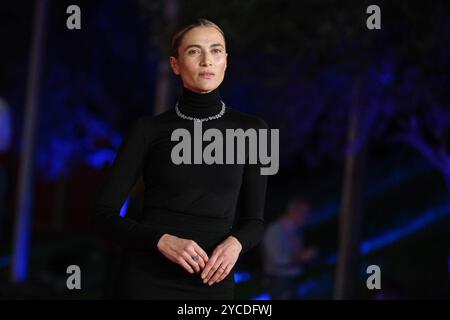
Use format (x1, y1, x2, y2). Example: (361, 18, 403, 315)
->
(199, 72, 215, 79)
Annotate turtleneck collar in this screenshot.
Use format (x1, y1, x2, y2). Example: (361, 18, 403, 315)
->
(176, 86, 223, 118)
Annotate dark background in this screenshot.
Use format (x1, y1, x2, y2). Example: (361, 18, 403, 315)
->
(0, 0, 449, 299)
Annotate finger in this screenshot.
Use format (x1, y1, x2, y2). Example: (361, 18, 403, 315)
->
(193, 246, 209, 269)
(215, 264, 233, 284)
(178, 257, 194, 274)
(204, 265, 219, 284)
(187, 248, 207, 269)
(183, 252, 200, 273)
(183, 252, 201, 273)
(201, 254, 218, 280)
(204, 258, 224, 283)
(208, 265, 226, 285)
(199, 258, 206, 269)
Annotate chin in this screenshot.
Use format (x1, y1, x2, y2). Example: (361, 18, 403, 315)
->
(194, 84, 218, 93)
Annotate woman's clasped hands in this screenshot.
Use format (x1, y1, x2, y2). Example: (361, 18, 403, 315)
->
(157, 234, 242, 285)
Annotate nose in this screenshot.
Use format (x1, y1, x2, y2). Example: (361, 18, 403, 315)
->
(200, 52, 212, 66)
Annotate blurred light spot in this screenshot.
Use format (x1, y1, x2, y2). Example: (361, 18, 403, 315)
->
(251, 292, 271, 300)
(234, 271, 251, 283)
(119, 197, 130, 217)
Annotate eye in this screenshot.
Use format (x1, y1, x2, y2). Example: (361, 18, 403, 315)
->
(212, 48, 223, 54)
(188, 49, 200, 55)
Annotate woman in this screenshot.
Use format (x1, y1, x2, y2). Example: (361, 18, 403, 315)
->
(92, 18, 269, 299)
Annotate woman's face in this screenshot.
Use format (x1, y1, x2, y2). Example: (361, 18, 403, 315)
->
(170, 26, 227, 93)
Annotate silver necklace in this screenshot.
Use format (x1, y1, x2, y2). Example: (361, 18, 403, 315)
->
(175, 101, 226, 122)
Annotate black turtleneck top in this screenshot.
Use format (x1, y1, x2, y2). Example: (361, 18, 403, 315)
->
(92, 86, 269, 299)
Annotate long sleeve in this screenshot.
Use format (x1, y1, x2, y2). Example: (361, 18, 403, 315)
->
(91, 117, 165, 251)
(230, 118, 269, 254)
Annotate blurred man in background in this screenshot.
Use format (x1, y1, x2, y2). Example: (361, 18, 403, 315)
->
(262, 196, 318, 299)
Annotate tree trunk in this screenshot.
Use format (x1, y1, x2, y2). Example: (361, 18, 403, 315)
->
(153, 0, 178, 115)
(334, 77, 367, 299)
(11, 0, 49, 283)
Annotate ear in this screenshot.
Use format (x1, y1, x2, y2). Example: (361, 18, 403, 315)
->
(169, 56, 180, 75)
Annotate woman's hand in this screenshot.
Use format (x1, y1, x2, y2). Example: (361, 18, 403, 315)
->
(201, 236, 242, 285)
(157, 233, 209, 274)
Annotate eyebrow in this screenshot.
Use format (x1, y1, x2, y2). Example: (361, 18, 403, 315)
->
(184, 43, 225, 52)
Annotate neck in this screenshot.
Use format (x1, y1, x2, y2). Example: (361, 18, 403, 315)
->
(177, 86, 223, 118)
